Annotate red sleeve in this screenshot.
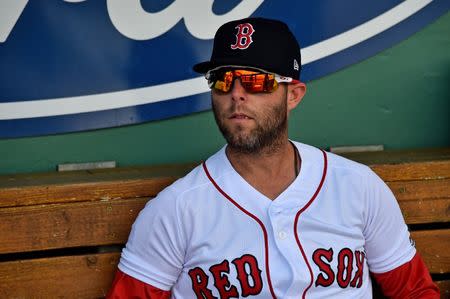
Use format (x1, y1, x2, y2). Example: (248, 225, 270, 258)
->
(371, 252, 440, 298)
(106, 269, 171, 299)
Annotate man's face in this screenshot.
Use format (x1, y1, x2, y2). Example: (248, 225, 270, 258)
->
(211, 74, 288, 154)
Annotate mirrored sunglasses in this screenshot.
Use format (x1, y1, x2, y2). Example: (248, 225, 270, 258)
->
(206, 69, 299, 93)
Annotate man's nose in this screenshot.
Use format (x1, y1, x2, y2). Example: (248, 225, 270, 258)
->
(230, 78, 247, 102)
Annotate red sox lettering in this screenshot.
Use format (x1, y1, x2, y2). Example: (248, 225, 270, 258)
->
(189, 247, 365, 298)
(188, 254, 263, 298)
(230, 23, 255, 50)
(313, 247, 365, 289)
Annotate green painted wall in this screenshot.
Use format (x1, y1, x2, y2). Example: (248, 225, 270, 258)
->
(1, 13, 449, 175)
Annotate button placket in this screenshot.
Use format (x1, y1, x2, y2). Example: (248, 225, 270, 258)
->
(271, 207, 290, 241)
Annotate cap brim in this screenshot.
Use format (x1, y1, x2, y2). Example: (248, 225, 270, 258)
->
(192, 61, 212, 74)
(193, 56, 262, 74)
(193, 59, 270, 74)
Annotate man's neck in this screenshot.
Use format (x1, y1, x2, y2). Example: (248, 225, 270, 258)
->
(225, 139, 299, 200)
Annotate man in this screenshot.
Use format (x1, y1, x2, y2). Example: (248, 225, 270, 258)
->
(108, 17, 439, 298)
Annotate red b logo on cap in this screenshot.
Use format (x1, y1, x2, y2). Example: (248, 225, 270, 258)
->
(231, 23, 255, 50)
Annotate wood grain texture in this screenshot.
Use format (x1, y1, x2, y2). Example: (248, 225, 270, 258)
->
(0, 177, 174, 208)
(435, 280, 450, 299)
(0, 252, 120, 299)
(340, 148, 450, 165)
(371, 160, 450, 182)
(386, 179, 450, 202)
(0, 163, 197, 188)
(399, 197, 450, 224)
(0, 198, 147, 254)
(373, 280, 450, 299)
(1, 169, 448, 209)
(1, 195, 448, 271)
(0, 163, 196, 208)
(1, 150, 449, 209)
(411, 229, 450, 274)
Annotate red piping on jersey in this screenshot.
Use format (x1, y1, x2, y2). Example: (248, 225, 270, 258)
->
(293, 149, 328, 299)
(202, 162, 277, 299)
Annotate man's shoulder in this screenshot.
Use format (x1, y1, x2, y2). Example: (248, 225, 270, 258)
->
(161, 146, 228, 199)
(294, 141, 372, 178)
(164, 163, 208, 197)
(326, 150, 371, 175)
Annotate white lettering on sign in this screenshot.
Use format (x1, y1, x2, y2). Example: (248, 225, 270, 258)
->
(0, 0, 263, 43)
(106, 0, 264, 40)
(0, 0, 28, 42)
(0, 0, 433, 120)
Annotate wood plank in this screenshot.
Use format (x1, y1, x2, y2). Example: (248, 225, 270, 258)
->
(340, 148, 450, 165)
(399, 197, 450, 224)
(0, 164, 195, 208)
(387, 179, 450, 201)
(1, 195, 449, 254)
(411, 229, 450, 275)
(1, 152, 449, 209)
(373, 280, 449, 298)
(435, 280, 450, 299)
(0, 177, 172, 208)
(1, 174, 447, 210)
(0, 252, 120, 299)
(0, 198, 148, 254)
(0, 163, 196, 188)
(371, 160, 450, 182)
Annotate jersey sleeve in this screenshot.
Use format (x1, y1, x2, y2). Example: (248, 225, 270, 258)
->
(107, 269, 172, 299)
(362, 168, 416, 273)
(372, 252, 439, 298)
(117, 186, 186, 291)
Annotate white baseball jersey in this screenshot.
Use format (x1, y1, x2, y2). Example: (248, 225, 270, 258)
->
(118, 141, 415, 298)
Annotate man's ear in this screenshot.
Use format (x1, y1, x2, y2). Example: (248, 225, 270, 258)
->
(287, 82, 307, 112)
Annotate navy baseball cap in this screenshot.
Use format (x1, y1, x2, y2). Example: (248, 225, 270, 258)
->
(193, 17, 301, 80)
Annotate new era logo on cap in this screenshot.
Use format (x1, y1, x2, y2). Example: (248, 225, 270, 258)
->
(294, 59, 299, 71)
(231, 23, 255, 50)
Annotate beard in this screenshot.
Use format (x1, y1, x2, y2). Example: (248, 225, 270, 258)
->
(212, 95, 288, 154)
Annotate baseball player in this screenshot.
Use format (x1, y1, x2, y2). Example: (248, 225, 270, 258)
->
(107, 18, 439, 298)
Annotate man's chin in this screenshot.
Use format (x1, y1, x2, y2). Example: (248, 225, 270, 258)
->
(225, 135, 259, 153)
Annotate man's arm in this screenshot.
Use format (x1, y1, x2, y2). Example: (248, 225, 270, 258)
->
(371, 252, 439, 298)
(107, 185, 185, 297)
(362, 169, 439, 298)
(107, 269, 171, 299)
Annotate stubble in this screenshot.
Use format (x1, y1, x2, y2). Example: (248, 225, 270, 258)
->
(212, 93, 288, 155)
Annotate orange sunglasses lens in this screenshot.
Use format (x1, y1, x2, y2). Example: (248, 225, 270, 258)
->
(209, 70, 278, 93)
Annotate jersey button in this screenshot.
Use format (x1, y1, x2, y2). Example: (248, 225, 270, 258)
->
(278, 231, 287, 240)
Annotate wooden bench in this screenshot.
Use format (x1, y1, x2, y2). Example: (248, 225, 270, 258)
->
(0, 148, 449, 298)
